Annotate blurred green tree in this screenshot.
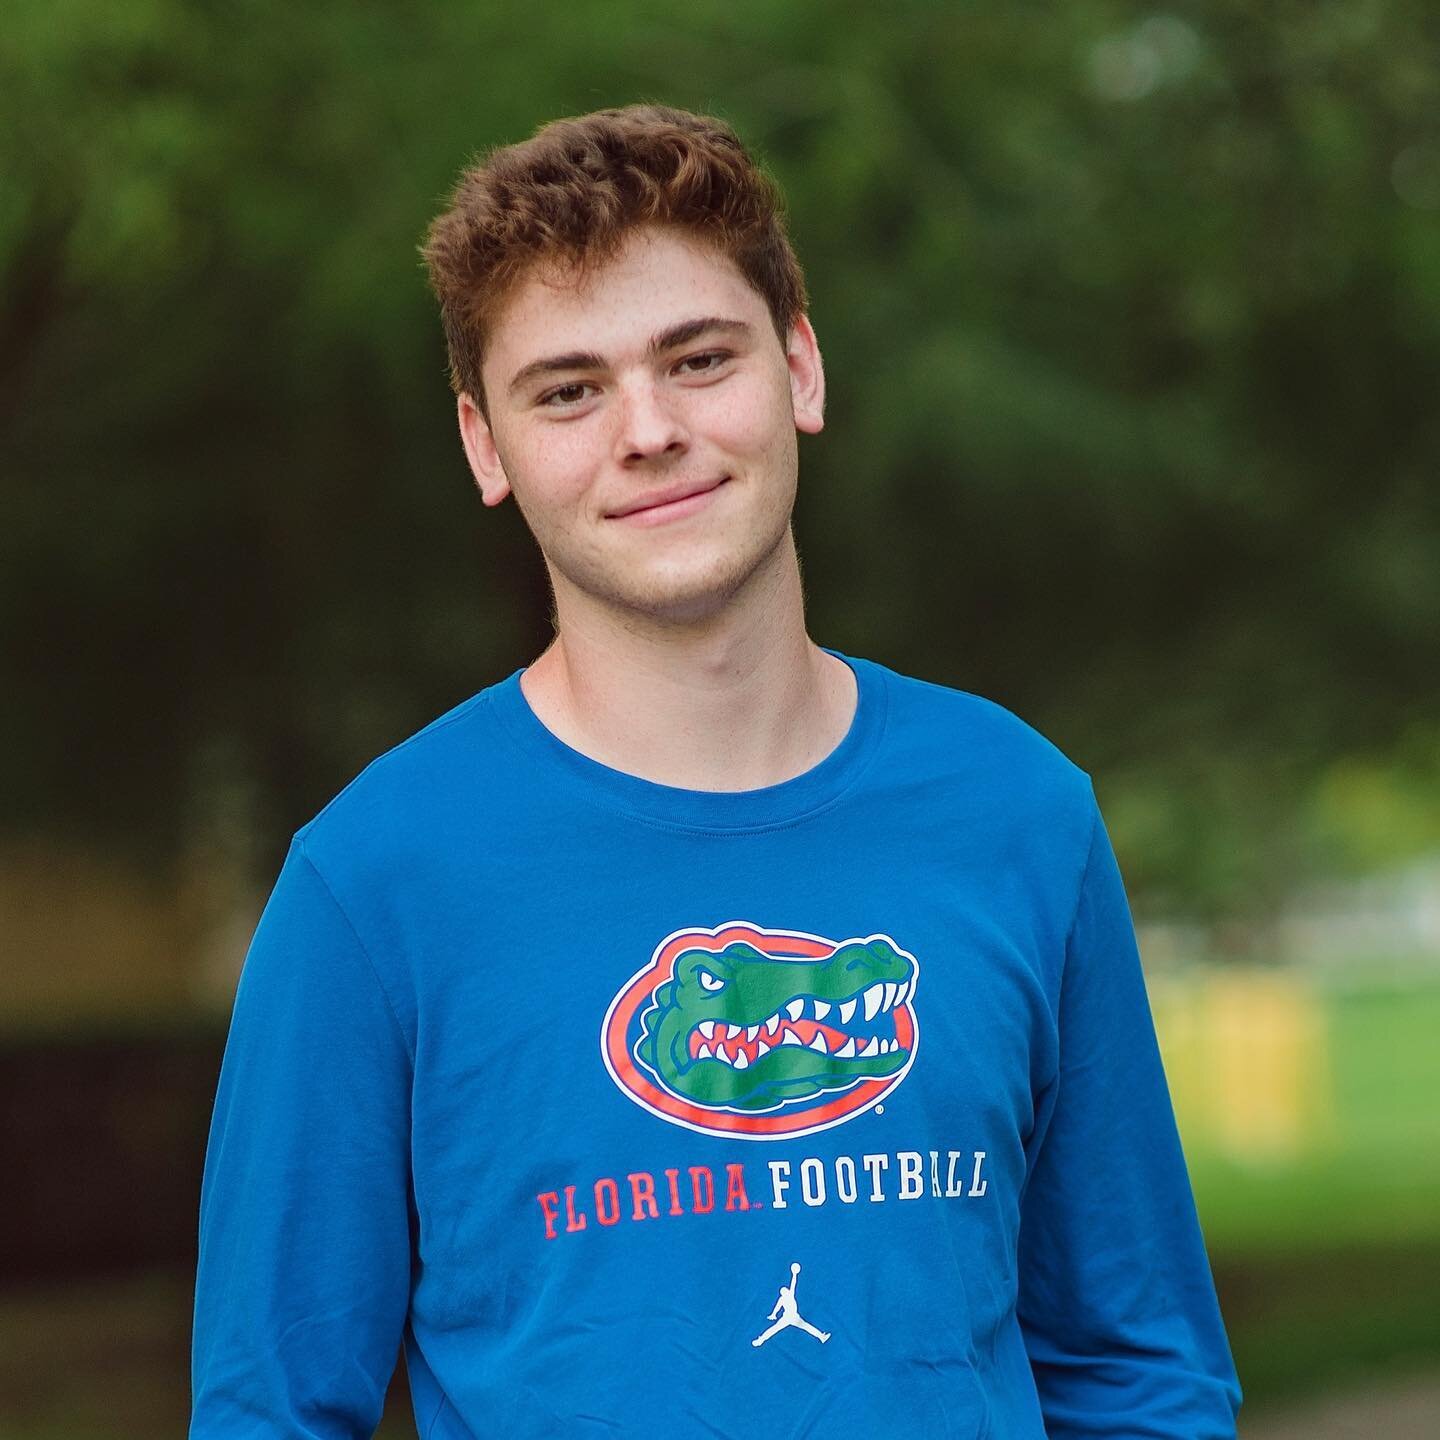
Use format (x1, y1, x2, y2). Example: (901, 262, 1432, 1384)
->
(2, 0, 1437, 918)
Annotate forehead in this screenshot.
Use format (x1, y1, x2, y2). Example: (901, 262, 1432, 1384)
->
(486, 226, 768, 365)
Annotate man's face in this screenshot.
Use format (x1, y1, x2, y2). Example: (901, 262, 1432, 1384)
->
(459, 224, 824, 628)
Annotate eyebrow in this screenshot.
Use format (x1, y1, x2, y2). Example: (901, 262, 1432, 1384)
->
(506, 316, 755, 397)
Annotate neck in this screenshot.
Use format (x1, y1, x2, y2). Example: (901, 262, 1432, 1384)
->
(519, 531, 857, 791)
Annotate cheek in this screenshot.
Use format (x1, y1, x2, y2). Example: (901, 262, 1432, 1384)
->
(698, 379, 792, 456)
(508, 428, 597, 506)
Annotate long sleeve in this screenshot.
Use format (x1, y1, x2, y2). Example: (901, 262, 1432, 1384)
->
(190, 836, 414, 1438)
(1017, 797, 1242, 1438)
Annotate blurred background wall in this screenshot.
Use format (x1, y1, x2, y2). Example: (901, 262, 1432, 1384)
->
(2, 1, 1438, 1433)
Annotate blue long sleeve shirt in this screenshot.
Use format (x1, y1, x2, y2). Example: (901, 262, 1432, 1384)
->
(191, 648, 1241, 1437)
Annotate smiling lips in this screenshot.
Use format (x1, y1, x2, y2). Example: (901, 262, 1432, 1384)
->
(608, 476, 729, 523)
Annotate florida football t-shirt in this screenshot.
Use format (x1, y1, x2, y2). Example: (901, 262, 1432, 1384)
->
(190, 650, 1241, 1438)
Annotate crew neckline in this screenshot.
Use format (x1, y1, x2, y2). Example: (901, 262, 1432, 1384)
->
(485, 647, 888, 832)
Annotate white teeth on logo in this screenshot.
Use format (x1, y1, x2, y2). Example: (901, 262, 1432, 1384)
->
(882, 981, 897, 1012)
(726, 1024, 743, 1040)
(745, 1025, 759, 1042)
(786, 999, 804, 1022)
(765, 1014, 781, 1037)
(814, 1000, 831, 1021)
(863, 984, 884, 1022)
(896, 980, 909, 1007)
(839, 998, 857, 1025)
(701, 1023, 901, 1064)
(698, 1020, 716, 1040)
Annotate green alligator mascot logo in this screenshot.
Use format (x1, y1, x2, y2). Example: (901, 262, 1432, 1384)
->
(602, 922, 920, 1140)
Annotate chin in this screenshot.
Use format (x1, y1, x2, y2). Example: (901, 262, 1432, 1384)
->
(612, 571, 753, 626)
(593, 543, 779, 626)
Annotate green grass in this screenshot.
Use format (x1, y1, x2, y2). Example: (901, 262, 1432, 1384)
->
(1186, 980, 1440, 1252)
(1215, 1243, 1440, 1414)
(1177, 977, 1440, 1411)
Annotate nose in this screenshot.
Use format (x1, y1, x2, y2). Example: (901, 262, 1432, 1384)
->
(614, 374, 688, 465)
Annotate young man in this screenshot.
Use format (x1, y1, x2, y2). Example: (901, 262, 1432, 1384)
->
(190, 104, 1242, 1437)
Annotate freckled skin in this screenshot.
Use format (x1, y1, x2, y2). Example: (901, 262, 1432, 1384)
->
(465, 225, 823, 628)
(636, 939, 915, 1111)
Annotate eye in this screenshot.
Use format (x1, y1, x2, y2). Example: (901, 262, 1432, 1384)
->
(675, 350, 731, 376)
(538, 381, 596, 408)
(697, 968, 726, 993)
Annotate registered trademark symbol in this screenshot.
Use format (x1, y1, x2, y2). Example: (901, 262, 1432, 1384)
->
(875, 1105, 884, 1115)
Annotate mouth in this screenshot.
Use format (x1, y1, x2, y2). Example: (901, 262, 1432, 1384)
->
(685, 979, 914, 1071)
(608, 476, 729, 525)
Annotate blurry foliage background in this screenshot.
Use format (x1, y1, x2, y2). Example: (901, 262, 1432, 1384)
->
(4, 0, 1438, 917)
(1, 1, 1439, 1434)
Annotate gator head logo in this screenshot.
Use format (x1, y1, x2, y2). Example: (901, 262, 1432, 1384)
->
(601, 922, 919, 1140)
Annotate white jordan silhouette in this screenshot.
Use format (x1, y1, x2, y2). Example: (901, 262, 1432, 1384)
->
(751, 1262, 831, 1347)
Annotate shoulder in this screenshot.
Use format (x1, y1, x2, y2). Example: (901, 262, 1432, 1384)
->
(853, 652, 1099, 868)
(292, 679, 510, 872)
(857, 653, 1102, 924)
(864, 654, 1092, 793)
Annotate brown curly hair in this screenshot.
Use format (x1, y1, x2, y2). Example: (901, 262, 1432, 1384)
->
(419, 103, 808, 420)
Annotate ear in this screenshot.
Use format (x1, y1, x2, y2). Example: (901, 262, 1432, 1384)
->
(457, 392, 512, 506)
(786, 314, 825, 436)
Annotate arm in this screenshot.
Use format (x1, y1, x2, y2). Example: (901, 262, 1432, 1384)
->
(190, 837, 414, 1438)
(1017, 795, 1242, 1438)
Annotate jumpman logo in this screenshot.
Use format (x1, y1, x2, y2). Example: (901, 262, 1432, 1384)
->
(751, 1262, 831, 1348)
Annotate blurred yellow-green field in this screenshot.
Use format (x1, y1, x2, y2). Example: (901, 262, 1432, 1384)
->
(1163, 974, 1440, 1252)
(1163, 973, 1440, 1407)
